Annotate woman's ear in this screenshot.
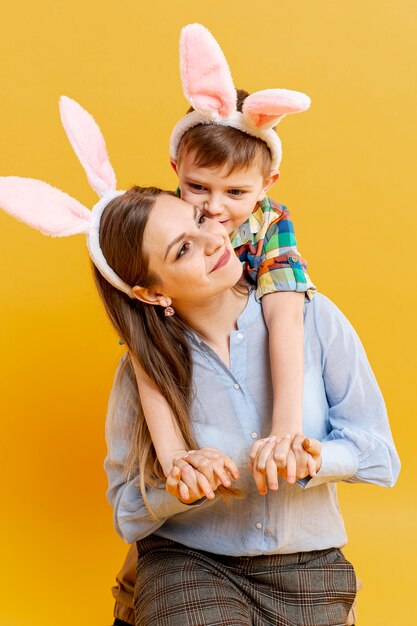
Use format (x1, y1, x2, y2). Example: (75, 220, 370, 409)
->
(257, 171, 280, 201)
(131, 286, 172, 308)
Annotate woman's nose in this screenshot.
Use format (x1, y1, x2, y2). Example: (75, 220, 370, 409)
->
(203, 230, 225, 255)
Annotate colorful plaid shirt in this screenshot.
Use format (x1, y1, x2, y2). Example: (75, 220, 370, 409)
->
(230, 196, 316, 300)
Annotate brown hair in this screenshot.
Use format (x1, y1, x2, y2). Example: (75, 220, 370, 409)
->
(94, 186, 239, 515)
(176, 89, 273, 178)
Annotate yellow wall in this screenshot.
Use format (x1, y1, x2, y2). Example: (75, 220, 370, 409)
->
(0, 1, 415, 624)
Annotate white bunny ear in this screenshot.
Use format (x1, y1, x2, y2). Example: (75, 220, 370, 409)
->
(0, 177, 91, 237)
(242, 89, 311, 130)
(180, 23, 237, 120)
(59, 96, 117, 197)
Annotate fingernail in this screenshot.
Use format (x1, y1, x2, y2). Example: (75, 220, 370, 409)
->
(224, 480, 231, 487)
(287, 476, 295, 483)
(270, 483, 278, 490)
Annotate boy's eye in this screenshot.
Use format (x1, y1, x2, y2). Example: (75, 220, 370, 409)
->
(190, 184, 206, 192)
(228, 189, 245, 196)
(177, 242, 191, 259)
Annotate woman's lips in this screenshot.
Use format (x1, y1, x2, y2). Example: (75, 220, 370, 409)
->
(211, 248, 231, 272)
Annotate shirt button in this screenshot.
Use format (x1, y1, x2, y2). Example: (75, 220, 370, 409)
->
(236, 332, 243, 340)
(256, 522, 263, 529)
(233, 383, 240, 390)
(251, 432, 258, 439)
(290, 254, 298, 263)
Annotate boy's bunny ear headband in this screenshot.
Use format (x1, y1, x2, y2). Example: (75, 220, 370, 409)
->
(170, 23, 311, 174)
(0, 97, 134, 297)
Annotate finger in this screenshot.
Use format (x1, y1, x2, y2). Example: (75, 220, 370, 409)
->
(212, 462, 232, 488)
(307, 453, 317, 477)
(185, 454, 215, 484)
(222, 455, 240, 480)
(265, 456, 278, 491)
(252, 463, 268, 495)
(272, 435, 292, 472)
(196, 471, 215, 499)
(166, 466, 181, 497)
(174, 459, 200, 493)
(286, 449, 297, 484)
(249, 439, 268, 463)
(292, 433, 309, 479)
(256, 437, 278, 471)
(179, 480, 190, 501)
(302, 437, 321, 456)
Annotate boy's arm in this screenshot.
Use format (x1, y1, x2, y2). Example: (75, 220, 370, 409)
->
(132, 357, 188, 477)
(262, 291, 304, 437)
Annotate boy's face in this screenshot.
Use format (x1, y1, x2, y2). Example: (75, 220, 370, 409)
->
(173, 149, 278, 235)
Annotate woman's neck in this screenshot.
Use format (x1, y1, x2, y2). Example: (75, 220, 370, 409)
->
(175, 287, 248, 362)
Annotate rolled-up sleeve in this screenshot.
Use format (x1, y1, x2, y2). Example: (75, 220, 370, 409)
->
(302, 295, 400, 489)
(104, 359, 204, 543)
(255, 207, 316, 300)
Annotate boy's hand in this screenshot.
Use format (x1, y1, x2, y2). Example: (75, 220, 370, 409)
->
(249, 434, 321, 495)
(166, 447, 239, 503)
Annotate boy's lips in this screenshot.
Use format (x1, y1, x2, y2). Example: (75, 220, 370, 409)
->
(210, 248, 231, 272)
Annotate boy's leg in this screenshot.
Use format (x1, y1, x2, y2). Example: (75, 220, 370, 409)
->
(112, 544, 137, 626)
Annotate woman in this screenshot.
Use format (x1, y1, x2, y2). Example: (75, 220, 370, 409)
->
(98, 186, 399, 626)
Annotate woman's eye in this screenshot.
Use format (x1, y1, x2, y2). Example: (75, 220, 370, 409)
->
(177, 242, 191, 259)
(197, 213, 206, 226)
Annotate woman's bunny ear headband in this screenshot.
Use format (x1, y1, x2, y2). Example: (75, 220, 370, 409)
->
(0, 97, 134, 297)
(170, 23, 311, 174)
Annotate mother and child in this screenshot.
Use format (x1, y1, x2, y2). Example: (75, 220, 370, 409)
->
(0, 23, 399, 626)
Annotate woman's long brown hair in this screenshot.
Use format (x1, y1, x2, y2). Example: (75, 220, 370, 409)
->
(93, 186, 239, 515)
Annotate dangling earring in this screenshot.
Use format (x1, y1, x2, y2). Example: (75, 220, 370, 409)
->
(164, 306, 175, 317)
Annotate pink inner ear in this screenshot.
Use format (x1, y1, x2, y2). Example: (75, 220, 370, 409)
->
(0, 177, 91, 237)
(59, 96, 117, 196)
(243, 89, 311, 129)
(180, 23, 236, 119)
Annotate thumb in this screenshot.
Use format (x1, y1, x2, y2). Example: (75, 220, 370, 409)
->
(302, 437, 321, 455)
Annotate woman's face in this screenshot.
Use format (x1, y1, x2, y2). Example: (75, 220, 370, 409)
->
(143, 194, 243, 306)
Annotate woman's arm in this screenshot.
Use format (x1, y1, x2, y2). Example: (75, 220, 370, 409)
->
(302, 294, 401, 489)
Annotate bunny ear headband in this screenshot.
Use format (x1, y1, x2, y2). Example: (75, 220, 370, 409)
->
(170, 23, 311, 174)
(0, 97, 133, 297)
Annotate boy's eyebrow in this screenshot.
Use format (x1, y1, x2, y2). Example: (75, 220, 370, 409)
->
(184, 176, 254, 189)
(164, 206, 198, 260)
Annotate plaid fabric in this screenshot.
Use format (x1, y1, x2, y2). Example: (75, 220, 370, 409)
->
(134, 535, 356, 626)
(230, 197, 316, 301)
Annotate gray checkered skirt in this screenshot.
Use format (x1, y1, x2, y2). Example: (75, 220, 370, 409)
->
(134, 535, 357, 626)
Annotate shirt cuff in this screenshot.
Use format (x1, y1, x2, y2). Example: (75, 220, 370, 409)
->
(297, 440, 359, 489)
(256, 267, 317, 301)
(145, 485, 207, 518)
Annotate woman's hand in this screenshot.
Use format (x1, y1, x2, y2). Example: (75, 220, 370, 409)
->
(166, 447, 239, 504)
(249, 434, 322, 495)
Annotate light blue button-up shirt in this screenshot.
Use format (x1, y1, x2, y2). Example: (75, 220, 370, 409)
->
(105, 293, 400, 555)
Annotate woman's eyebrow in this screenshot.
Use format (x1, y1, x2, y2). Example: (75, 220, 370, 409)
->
(164, 206, 198, 260)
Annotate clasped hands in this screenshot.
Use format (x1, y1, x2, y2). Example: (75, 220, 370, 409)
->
(165, 434, 322, 504)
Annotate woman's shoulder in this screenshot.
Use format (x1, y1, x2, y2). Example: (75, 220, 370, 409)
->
(305, 292, 358, 347)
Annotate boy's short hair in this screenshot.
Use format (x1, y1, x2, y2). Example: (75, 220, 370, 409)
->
(176, 89, 273, 179)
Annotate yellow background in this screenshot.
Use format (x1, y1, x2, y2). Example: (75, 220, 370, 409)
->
(0, 1, 415, 624)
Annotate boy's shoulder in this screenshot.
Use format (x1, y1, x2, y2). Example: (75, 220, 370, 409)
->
(231, 197, 289, 248)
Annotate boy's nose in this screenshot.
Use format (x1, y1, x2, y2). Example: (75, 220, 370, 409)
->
(202, 200, 223, 217)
